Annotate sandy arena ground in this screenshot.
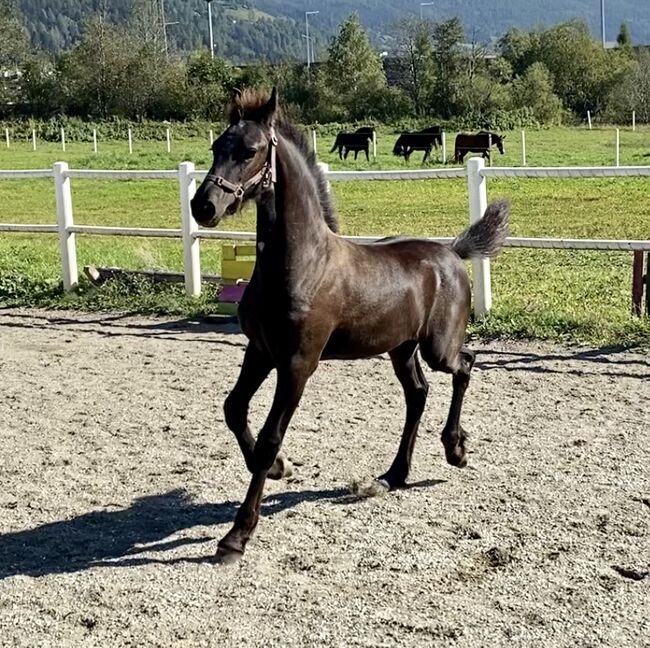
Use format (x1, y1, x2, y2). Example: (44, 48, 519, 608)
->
(0, 309, 648, 647)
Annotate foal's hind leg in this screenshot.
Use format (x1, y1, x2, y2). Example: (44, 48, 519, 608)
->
(440, 349, 475, 467)
(378, 343, 429, 488)
(223, 344, 291, 480)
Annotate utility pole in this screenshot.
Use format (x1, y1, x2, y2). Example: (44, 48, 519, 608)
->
(160, 0, 178, 56)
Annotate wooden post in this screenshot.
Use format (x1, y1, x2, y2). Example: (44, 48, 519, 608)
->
(128, 128, 133, 154)
(488, 133, 492, 167)
(632, 111, 636, 132)
(372, 130, 377, 160)
(166, 128, 171, 153)
(93, 129, 98, 153)
(53, 162, 78, 291)
(61, 127, 66, 152)
(587, 111, 592, 130)
(467, 157, 491, 317)
(615, 128, 620, 167)
(632, 251, 644, 316)
(209, 129, 214, 146)
(311, 129, 317, 155)
(4, 127, 9, 148)
(521, 130, 527, 166)
(441, 131, 446, 164)
(32, 129, 36, 151)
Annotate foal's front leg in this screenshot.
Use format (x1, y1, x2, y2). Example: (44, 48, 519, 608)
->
(223, 344, 290, 480)
(216, 357, 316, 562)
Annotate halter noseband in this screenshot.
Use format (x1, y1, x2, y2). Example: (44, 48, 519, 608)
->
(204, 127, 278, 198)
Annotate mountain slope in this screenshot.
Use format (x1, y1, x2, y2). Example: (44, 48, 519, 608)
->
(16, 0, 650, 59)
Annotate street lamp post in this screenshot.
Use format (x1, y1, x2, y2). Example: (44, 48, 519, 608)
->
(305, 11, 319, 69)
(207, 0, 215, 58)
(420, 2, 434, 20)
(600, 0, 606, 47)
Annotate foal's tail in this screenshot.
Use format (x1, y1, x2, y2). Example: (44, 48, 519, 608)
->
(451, 201, 509, 260)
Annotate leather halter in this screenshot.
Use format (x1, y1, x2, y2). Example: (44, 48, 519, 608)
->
(204, 127, 278, 198)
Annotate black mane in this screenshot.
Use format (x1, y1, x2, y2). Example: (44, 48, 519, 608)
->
(276, 119, 338, 233)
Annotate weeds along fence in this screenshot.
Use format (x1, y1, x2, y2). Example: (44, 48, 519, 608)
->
(1, 158, 650, 317)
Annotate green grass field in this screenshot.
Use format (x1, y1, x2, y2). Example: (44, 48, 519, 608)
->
(1, 126, 649, 346)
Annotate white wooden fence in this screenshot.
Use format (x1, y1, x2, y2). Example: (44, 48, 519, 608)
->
(2, 158, 650, 317)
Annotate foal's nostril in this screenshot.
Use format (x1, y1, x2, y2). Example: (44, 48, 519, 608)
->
(191, 198, 216, 223)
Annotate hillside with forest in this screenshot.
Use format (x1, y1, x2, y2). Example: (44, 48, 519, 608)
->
(14, 0, 650, 61)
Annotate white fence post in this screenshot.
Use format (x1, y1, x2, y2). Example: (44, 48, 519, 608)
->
(179, 162, 201, 297)
(32, 129, 36, 151)
(488, 133, 492, 167)
(466, 157, 492, 317)
(61, 128, 65, 152)
(128, 128, 133, 154)
(209, 129, 214, 146)
(587, 111, 592, 130)
(166, 128, 171, 153)
(372, 130, 377, 160)
(521, 130, 527, 166)
(632, 111, 636, 132)
(53, 162, 78, 291)
(5, 127, 9, 148)
(318, 162, 330, 192)
(312, 129, 318, 156)
(93, 128, 98, 153)
(441, 131, 447, 164)
(615, 128, 620, 167)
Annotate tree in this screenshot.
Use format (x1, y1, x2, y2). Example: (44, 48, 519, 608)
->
(511, 62, 563, 124)
(185, 51, 234, 120)
(321, 14, 388, 120)
(0, 0, 30, 112)
(430, 18, 465, 118)
(617, 23, 633, 50)
(392, 18, 435, 115)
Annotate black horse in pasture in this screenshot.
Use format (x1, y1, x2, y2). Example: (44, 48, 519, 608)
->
(330, 127, 375, 161)
(393, 126, 443, 163)
(190, 88, 509, 563)
(454, 131, 506, 163)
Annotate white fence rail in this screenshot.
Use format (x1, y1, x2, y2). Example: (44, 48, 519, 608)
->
(2, 158, 650, 317)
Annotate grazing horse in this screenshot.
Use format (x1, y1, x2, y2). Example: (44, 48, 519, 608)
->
(393, 126, 443, 163)
(330, 127, 374, 161)
(190, 88, 509, 563)
(454, 132, 506, 163)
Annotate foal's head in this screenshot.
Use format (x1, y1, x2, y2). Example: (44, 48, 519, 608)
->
(190, 88, 279, 228)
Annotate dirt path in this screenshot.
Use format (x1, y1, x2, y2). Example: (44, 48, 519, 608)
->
(0, 309, 648, 647)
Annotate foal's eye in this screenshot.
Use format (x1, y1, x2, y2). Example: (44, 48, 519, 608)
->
(243, 148, 257, 159)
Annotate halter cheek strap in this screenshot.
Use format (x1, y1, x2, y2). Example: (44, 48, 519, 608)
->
(205, 127, 278, 198)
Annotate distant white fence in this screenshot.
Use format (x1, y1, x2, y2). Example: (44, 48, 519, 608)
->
(1, 158, 650, 317)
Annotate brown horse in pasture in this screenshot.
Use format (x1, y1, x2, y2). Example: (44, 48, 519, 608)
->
(190, 88, 509, 563)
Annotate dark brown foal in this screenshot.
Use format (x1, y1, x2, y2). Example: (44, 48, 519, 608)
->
(190, 88, 509, 562)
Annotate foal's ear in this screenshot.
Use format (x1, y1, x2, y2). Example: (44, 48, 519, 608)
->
(229, 88, 244, 125)
(260, 87, 278, 125)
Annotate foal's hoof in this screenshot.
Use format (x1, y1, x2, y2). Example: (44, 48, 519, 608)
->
(214, 542, 244, 565)
(442, 427, 468, 468)
(445, 447, 468, 468)
(267, 453, 293, 480)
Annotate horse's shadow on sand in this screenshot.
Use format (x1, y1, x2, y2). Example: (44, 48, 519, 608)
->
(0, 480, 442, 579)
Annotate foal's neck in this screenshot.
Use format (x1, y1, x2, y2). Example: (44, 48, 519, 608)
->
(255, 135, 329, 269)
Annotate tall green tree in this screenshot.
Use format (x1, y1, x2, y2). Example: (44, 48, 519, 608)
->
(430, 17, 464, 118)
(321, 14, 388, 120)
(392, 17, 435, 115)
(0, 0, 30, 111)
